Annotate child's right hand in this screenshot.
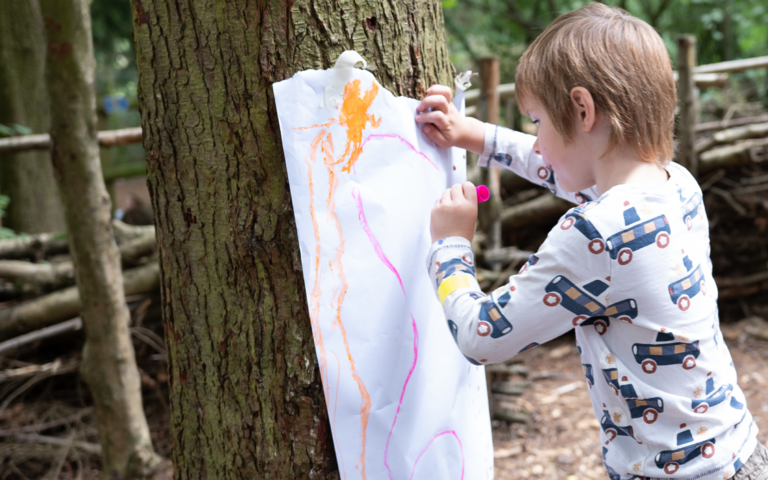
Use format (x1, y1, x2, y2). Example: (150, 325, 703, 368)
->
(415, 85, 486, 153)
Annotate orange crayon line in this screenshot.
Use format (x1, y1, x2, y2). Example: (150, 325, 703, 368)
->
(338, 80, 381, 173)
(295, 118, 336, 130)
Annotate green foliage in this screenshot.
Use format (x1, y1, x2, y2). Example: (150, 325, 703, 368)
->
(0, 123, 33, 137)
(0, 194, 25, 239)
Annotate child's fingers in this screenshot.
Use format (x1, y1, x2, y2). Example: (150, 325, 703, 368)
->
(440, 188, 452, 205)
(450, 183, 464, 201)
(462, 181, 477, 203)
(417, 94, 450, 115)
(426, 84, 452, 104)
(416, 110, 448, 130)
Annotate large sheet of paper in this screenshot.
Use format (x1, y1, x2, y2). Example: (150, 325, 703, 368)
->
(274, 58, 493, 480)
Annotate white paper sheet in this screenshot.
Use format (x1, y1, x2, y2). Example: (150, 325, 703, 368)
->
(274, 56, 493, 480)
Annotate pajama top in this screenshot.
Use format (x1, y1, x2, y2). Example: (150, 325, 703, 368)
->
(426, 124, 758, 480)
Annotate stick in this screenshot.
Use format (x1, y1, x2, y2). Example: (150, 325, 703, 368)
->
(0, 127, 142, 155)
(716, 271, 768, 289)
(0, 357, 79, 383)
(0, 317, 82, 356)
(696, 114, 768, 133)
(709, 187, 748, 216)
(699, 138, 768, 174)
(0, 407, 93, 437)
(10, 433, 101, 455)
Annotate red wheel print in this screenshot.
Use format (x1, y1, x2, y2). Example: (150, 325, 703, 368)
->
(664, 463, 679, 475)
(477, 321, 492, 337)
(605, 429, 617, 442)
(537, 166, 549, 180)
(594, 319, 608, 335)
(543, 292, 561, 307)
(572, 315, 588, 326)
(656, 232, 670, 249)
(702, 442, 715, 459)
(461, 254, 473, 266)
(618, 249, 633, 265)
(686, 216, 693, 230)
(643, 409, 658, 424)
(678, 295, 691, 311)
(618, 316, 633, 324)
(561, 217, 575, 230)
(701, 281, 706, 296)
(683, 355, 696, 370)
(694, 403, 709, 414)
(589, 239, 605, 254)
(642, 359, 657, 374)
(575, 193, 585, 204)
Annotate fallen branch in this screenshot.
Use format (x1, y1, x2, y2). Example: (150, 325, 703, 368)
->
(11, 433, 101, 455)
(0, 317, 82, 356)
(0, 127, 142, 155)
(0, 357, 79, 383)
(716, 270, 768, 289)
(696, 114, 768, 133)
(0, 407, 93, 437)
(0, 262, 160, 340)
(0, 233, 69, 261)
(502, 193, 571, 231)
(699, 138, 768, 174)
(696, 122, 768, 153)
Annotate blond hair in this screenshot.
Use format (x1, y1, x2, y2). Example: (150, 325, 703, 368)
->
(515, 3, 676, 164)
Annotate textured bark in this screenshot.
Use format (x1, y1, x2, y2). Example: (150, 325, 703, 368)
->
(38, 0, 161, 478)
(0, 0, 65, 233)
(130, 0, 453, 477)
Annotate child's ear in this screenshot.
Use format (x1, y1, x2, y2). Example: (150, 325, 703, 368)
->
(570, 87, 597, 133)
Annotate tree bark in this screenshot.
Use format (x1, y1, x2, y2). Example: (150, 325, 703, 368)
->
(130, 0, 453, 477)
(0, 0, 65, 233)
(38, 1, 161, 478)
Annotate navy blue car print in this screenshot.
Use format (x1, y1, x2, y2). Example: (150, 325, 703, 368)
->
(435, 256, 475, 288)
(669, 264, 705, 311)
(447, 319, 481, 366)
(490, 152, 513, 166)
(654, 435, 715, 475)
(560, 203, 605, 255)
(605, 214, 671, 265)
(477, 297, 513, 339)
(602, 447, 622, 480)
(632, 341, 700, 373)
(692, 376, 734, 414)
(602, 368, 638, 398)
(626, 397, 664, 424)
(583, 363, 594, 387)
(518, 254, 539, 274)
(601, 410, 636, 443)
(682, 192, 704, 230)
(543, 276, 638, 330)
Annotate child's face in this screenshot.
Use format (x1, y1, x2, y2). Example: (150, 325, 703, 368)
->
(524, 98, 598, 193)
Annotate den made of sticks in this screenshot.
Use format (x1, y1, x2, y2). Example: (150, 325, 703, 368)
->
(0, 0, 767, 479)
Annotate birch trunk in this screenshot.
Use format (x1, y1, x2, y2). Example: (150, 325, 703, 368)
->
(131, 0, 453, 476)
(39, 0, 161, 478)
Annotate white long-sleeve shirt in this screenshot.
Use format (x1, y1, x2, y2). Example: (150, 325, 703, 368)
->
(427, 124, 757, 480)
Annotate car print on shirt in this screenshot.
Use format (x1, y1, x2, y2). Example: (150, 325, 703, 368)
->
(692, 374, 734, 414)
(602, 447, 623, 480)
(447, 319, 481, 366)
(583, 363, 595, 388)
(654, 426, 716, 475)
(601, 410, 637, 444)
(605, 212, 671, 265)
(632, 341, 700, 373)
(490, 152, 513, 166)
(536, 166, 558, 195)
(681, 191, 704, 230)
(518, 342, 539, 353)
(626, 397, 664, 424)
(434, 256, 475, 288)
(477, 295, 513, 339)
(543, 276, 638, 333)
(602, 368, 638, 398)
(560, 202, 605, 254)
(669, 263, 705, 311)
(518, 254, 539, 274)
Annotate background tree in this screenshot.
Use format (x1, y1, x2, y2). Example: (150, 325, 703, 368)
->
(0, 0, 65, 234)
(39, 0, 162, 477)
(130, 0, 453, 476)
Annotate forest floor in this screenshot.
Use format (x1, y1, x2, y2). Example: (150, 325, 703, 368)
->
(491, 313, 768, 479)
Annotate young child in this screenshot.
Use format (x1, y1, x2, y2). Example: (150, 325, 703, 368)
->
(415, 3, 767, 479)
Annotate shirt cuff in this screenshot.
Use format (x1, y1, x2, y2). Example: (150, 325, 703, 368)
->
(477, 123, 499, 167)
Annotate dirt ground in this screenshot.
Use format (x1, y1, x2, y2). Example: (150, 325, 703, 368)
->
(490, 320, 768, 479)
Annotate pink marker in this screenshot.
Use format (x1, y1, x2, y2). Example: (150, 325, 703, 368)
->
(476, 185, 490, 203)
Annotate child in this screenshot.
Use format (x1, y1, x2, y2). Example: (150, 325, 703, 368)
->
(415, 3, 767, 479)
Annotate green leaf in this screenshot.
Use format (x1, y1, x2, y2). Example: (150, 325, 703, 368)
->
(11, 123, 33, 135)
(0, 124, 15, 137)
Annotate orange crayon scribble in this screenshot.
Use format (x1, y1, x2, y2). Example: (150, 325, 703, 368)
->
(338, 80, 381, 173)
(294, 118, 336, 130)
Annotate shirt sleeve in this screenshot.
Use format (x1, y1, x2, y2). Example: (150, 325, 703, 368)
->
(477, 123, 600, 205)
(426, 214, 612, 364)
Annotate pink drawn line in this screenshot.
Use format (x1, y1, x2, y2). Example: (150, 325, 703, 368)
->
(351, 188, 406, 297)
(360, 134, 439, 170)
(410, 430, 465, 480)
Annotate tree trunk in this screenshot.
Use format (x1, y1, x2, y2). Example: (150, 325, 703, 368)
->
(131, 0, 453, 476)
(0, 0, 65, 234)
(39, 0, 162, 478)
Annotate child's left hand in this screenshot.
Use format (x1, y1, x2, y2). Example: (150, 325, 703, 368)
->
(431, 182, 478, 243)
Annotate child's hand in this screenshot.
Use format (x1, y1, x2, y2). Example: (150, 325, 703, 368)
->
(416, 85, 485, 153)
(431, 182, 478, 243)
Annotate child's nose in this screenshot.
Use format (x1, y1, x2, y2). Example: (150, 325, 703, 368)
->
(533, 137, 541, 155)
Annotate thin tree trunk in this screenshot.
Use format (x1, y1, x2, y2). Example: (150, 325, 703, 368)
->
(0, 0, 64, 234)
(39, 1, 161, 478)
(131, 0, 453, 476)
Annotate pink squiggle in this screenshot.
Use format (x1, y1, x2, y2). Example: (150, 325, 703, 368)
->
(351, 188, 406, 297)
(360, 134, 439, 170)
(409, 430, 465, 480)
